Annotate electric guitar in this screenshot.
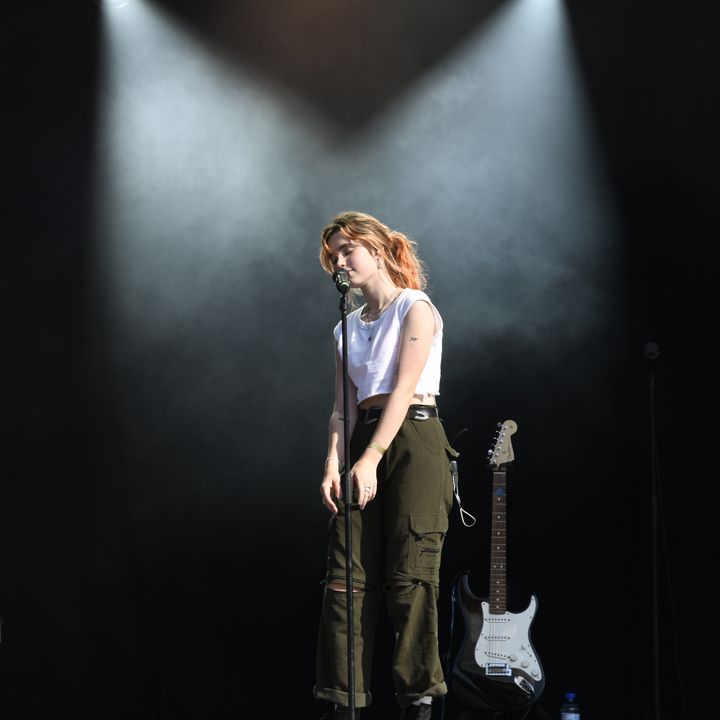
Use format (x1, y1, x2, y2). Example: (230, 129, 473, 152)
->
(450, 420, 545, 711)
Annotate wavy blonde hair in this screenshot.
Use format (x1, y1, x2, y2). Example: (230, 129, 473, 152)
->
(319, 211, 427, 291)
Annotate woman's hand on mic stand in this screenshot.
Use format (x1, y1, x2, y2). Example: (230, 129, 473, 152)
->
(320, 462, 343, 514)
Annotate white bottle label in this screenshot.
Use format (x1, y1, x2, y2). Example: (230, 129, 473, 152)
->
(561, 714, 580, 720)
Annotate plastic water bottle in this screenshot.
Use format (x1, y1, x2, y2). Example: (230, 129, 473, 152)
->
(560, 692, 581, 720)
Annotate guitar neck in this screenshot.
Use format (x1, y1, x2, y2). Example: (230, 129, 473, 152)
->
(489, 468, 508, 614)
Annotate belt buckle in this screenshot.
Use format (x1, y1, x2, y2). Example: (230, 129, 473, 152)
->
(409, 406, 435, 421)
(409, 406, 423, 421)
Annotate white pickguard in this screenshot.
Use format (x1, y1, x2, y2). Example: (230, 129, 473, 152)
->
(474, 596, 543, 681)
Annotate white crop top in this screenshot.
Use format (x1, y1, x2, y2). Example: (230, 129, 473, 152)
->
(333, 288, 443, 406)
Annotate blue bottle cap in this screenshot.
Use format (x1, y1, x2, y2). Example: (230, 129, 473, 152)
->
(565, 692, 576, 700)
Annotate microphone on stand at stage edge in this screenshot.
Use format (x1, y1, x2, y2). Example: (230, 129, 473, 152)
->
(644, 341, 660, 360)
(332, 269, 351, 295)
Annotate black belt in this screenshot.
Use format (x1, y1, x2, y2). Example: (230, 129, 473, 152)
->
(360, 404, 439, 424)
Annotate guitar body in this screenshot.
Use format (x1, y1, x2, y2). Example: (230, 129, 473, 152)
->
(451, 572, 544, 711)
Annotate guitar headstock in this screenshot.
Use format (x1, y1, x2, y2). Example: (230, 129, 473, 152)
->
(487, 419, 518, 469)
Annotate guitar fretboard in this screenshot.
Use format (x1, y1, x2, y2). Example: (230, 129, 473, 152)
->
(489, 469, 507, 614)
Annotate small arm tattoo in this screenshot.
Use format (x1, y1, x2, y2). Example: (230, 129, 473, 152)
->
(409, 336, 418, 342)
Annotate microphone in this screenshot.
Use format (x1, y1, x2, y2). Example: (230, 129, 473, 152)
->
(332, 269, 351, 295)
(644, 341, 660, 360)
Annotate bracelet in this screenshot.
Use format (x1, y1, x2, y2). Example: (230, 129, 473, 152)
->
(367, 440, 387, 456)
(325, 456, 340, 464)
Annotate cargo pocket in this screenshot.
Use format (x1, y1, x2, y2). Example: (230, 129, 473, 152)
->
(408, 514, 449, 575)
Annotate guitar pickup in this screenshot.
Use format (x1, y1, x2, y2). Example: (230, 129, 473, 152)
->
(485, 663, 511, 677)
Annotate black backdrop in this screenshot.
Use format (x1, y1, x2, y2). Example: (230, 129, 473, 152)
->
(4, 2, 716, 719)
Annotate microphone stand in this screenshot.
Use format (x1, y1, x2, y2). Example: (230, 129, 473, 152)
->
(334, 272, 355, 717)
(644, 341, 661, 720)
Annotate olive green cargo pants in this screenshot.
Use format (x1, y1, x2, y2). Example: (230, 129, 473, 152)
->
(313, 410, 456, 710)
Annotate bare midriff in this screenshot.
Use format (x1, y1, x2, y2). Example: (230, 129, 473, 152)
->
(358, 393, 437, 410)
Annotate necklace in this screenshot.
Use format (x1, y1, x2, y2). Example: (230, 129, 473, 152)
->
(361, 289, 401, 322)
